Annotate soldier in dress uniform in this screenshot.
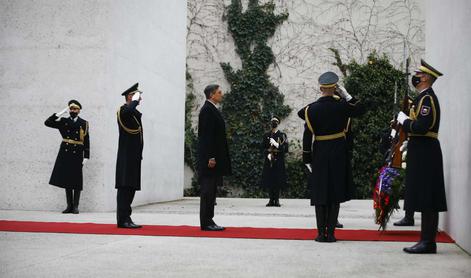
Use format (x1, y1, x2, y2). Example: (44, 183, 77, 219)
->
(396, 59, 447, 254)
(45, 100, 89, 214)
(115, 83, 144, 229)
(299, 71, 365, 242)
(261, 116, 288, 207)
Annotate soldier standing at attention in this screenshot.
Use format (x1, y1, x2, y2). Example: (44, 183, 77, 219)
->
(116, 83, 144, 229)
(300, 72, 365, 242)
(396, 60, 447, 254)
(45, 100, 89, 214)
(261, 116, 288, 207)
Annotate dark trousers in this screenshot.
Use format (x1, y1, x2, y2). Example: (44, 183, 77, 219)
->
(117, 188, 136, 224)
(421, 212, 439, 243)
(269, 187, 280, 200)
(200, 176, 222, 227)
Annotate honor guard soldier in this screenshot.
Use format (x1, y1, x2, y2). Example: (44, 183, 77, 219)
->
(396, 60, 447, 254)
(261, 116, 288, 207)
(116, 83, 144, 229)
(45, 100, 89, 214)
(299, 71, 365, 242)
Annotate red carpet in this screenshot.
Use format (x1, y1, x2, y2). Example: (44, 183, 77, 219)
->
(0, 220, 454, 243)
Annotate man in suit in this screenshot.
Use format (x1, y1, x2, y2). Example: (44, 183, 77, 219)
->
(115, 83, 144, 229)
(45, 100, 90, 214)
(396, 60, 447, 253)
(197, 84, 232, 231)
(299, 71, 365, 242)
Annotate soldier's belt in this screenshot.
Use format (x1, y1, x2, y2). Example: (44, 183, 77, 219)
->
(409, 131, 438, 139)
(62, 139, 84, 145)
(315, 131, 346, 141)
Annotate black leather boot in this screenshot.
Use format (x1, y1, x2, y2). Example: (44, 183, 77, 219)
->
(315, 205, 327, 242)
(266, 199, 274, 207)
(394, 210, 415, 226)
(72, 190, 80, 214)
(326, 203, 340, 242)
(336, 220, 344, 228)
(273, 199, 281, 207)
(62, 189, 73, 213)
(403, 212, 438, 254)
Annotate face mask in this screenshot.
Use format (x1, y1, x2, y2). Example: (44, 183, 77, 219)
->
(271, 122, 278, 128)
(411, 75, 421, 87)
(70, 112, 78, 118)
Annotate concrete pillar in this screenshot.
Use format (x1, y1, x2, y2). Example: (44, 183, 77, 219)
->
(0, 0, 187, 211)
(426, 0, 471, 253)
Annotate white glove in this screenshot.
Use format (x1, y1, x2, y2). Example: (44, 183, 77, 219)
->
(390, 129, 397, 138)
(82, 158, 88, 165)
(402, 150, 407, 161)
(397, 111, 409, 125)
(336, 85, 352, 101)
(269, 138, 279, 148)
(267, 153, 272, 161)
(55, 107, 69, 117)
(305, 164, 312, 173)
(399, 140, 408, 152)
(131, 92, 141, 101)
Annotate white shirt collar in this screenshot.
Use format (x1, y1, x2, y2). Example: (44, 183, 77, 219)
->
(70, 117, 78, 122)
(207, 99, 219, 108)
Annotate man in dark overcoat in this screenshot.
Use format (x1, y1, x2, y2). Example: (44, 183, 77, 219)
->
(45, 100, 89, 214)
(396, 59, 447, 254)
(299, 71, 365, 242)
(197, 84, 232, 231)
(115, 83, 144, 228)
(261, 116, 288, 207)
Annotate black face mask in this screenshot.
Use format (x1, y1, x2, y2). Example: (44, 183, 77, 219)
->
(411, 75, 421, 87)
(70, 112, 78, 118)
(271, 122, 278, 129)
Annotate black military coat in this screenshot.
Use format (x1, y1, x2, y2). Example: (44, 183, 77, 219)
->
(298, 96, 365, 206)
(45, 114, 90, 190)
(402, 88, 447, 212)
(197, 101, 232, 181)
(261, 130, 288, 189)
(115, 101, 144, 190)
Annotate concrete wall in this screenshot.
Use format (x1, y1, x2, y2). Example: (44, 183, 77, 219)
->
(426, 0, 471, 254)
(0, 0, 187, 211)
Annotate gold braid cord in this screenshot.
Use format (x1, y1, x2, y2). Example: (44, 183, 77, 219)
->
(117, 108, 141, 135)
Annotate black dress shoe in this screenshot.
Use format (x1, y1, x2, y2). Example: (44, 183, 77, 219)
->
(273, 199, 281, 207)
(403, 241, 437, 254)
(117, 222, 142, 229)
(266, 200, 274, 207)
(129, 220, 142, 228)
(72, 207, 79, 214)
(325, 234, 337, 243)
(315, 234, 326, 242)
(62, 206, 73, 214)
(394, 217, 414, 226)
(201, 225, 225, 231)
(336, 221, 344, 228)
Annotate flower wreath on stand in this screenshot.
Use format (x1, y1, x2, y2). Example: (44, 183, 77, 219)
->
(373, 165, 404, 230)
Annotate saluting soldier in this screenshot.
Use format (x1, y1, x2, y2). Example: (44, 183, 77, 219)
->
(299, 72, 365, 242)
(396, 60, 447, 254)
(115, 83, 144, 229)
(45, 100, 89, 214)
(261, 116, 288, 207)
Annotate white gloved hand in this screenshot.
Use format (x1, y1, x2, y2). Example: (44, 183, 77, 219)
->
(269, 138, 279, 148)
(390, 129, 397, 138)
(305, 164, 312, 173)
(399, 140, 408, 152)
(131, 92, 141, 101)
(402, 150, 407, 161)
(397, 111, 410, 125)
(336, 85, 352, 101)
(82, 158, 88, 165)
(267, 153, 272, 161)
(55, 107, 69, 117)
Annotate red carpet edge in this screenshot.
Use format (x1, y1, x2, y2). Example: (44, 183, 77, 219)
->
(0, 220, 454, 243)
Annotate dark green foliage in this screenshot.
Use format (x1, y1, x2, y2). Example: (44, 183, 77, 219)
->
(220, 0, 291, 195)
(343, 52, 409, 198)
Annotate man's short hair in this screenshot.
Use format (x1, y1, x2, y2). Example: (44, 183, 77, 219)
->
(204, 84, 220, 99)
